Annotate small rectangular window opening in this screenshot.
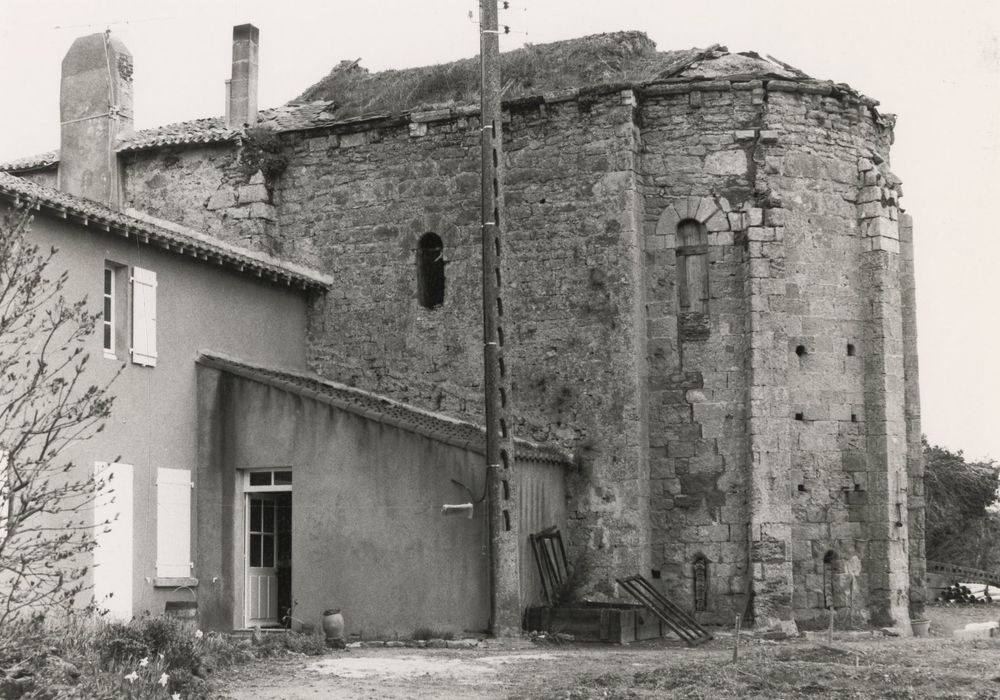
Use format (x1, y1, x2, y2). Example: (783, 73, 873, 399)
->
(795, 412, 805, 421)
(103, 267, 114, 355)
(249, 472, 271, 487)
(502, 510, 511, 531)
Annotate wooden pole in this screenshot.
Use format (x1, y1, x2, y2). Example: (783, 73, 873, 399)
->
(479, 0, 521, 637)
(733, 613, 741, 662)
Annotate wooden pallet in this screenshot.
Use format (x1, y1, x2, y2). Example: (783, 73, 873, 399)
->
(617, 574, 713, 646)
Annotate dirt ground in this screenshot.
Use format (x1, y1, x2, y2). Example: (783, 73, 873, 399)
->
(216, 604, 1000, 699)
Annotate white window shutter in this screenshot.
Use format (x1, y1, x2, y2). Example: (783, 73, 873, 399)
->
(93, 462, 134, 620)
(131, 267, 157, 367)
(156, 468, 191, 578)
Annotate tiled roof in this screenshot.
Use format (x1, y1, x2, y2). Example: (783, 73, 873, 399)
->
(0, 172, 332, 292)
(0, 150, 59, 171)
(198, 351, 573, 467)
(116, 116, 237, 152)
(114, 103, 341, 153)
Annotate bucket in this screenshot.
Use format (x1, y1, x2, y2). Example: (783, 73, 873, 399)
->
(911, 619, 930, 637)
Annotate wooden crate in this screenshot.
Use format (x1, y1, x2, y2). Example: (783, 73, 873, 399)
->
(525, 603, 664, 644)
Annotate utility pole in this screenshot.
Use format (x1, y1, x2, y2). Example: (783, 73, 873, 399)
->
(479, 0, 521, 637)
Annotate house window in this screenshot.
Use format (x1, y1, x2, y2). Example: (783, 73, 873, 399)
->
(156, 468, 191, 579)
(103, 268, 114, 355)
(131, 266, 157, 367)
(417, 233, 445, 309)
(103, 262, 128, 359)
(676, 219, 708, 314)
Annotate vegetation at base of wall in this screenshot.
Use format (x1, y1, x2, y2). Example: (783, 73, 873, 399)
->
(0, 613, 327, 699)
(924, 438, 1000, 571)
(0, 206, 119, 639)
(410, 627, 455, 641)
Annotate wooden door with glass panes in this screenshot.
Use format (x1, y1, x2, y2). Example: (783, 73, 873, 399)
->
(244, 469, 292, 628)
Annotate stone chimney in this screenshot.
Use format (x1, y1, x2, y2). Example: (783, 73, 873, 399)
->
(59, 32, 133, 208)
(227, 24, 259, 128)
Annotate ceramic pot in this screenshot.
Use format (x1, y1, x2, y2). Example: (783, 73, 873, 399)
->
(322, 608, 345, 641)
(911, 619, 930, 637)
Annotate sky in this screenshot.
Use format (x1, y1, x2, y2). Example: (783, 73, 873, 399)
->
(0, 0, 998, 461)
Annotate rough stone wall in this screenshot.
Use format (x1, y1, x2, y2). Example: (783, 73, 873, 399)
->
(122, 144, 280, 253)
(639, 85, 759, 624)
(761, 87, 898, 627)
(276, 93, 651, 593)
(639, 78, 916, 630)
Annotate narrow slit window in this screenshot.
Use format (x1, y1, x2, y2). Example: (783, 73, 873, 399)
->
(417, 233, 445, 309)
(693, 554, 709, 612)
(822, 550, 839, 609)
(676, 219, 709, 314)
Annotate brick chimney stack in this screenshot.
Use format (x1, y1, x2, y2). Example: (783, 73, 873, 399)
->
(227, 24, 259, 128)
(59, 32, 133, 208)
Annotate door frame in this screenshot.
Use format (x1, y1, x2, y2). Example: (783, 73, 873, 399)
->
(240, 468, 292, 629)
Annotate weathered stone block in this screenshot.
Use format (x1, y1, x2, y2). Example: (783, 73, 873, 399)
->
(340, 132, 366, 148)
(206, 189, 236, 210)
(237, 183, 269, 204)
(704, 150, 747, 176)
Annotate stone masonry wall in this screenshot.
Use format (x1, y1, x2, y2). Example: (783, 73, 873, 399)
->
(638, 76, 915, 630)
(762, 87, 899, 627)
(639, 84, 758, 625)
(122, 144, 280, 253)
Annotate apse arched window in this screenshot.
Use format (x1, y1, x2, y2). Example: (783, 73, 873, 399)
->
(676, 219, 708, 315)
(693, 553, 709, 612)
(417, 233, 445, 309)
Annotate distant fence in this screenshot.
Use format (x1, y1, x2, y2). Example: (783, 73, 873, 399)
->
(927, 560, 1000, 589)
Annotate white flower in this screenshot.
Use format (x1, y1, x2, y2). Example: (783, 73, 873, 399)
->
(124, 671, 138, 683)
(139, 657, 149, 668)
(194, 629, 204, 639)
(158, 672, 169, 687)
(172, 695, 181, 700)
(158, 653, 165, 660)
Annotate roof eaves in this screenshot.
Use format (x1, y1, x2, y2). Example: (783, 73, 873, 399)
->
(0, 172, 332, 292)
(196, 351, 573, 467)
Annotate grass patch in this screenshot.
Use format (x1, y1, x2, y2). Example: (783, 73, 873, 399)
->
(0, 612, 327, 699)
